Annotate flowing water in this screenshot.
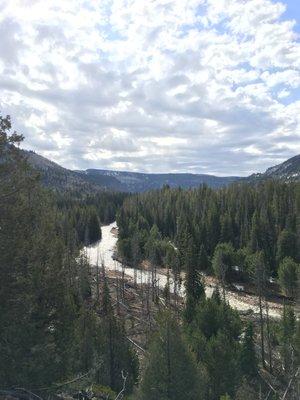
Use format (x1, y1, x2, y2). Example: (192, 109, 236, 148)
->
(84, 222, 281, 318)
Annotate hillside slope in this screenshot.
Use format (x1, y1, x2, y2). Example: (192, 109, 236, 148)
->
(23, 150, 241, 192)
(24, 150, 122, 192)
(246, 154, 300, 183)
(23, 149, 300, 192)
(81, 169, 240, 192)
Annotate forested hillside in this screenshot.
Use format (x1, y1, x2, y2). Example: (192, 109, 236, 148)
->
(23, 150, 124, 192)
(117, 182, 300, 282)
(116, 182, 300, 399)
(25, 150, 241, 192)
(246, 154, 300, 183)
(23, 148, 300, 194)
(0, 115, 138, 397)
(1, 115, 300, 400)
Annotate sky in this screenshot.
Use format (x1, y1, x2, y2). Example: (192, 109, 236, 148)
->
(0, 0, 299, 176)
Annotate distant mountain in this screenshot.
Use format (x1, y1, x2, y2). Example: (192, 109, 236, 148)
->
(80, 169, 241, 192)
(246, 154, 300, 183)
(23, 150, 241, 192)
(23, 149, 300, 193)
(23, 150, 122, 192)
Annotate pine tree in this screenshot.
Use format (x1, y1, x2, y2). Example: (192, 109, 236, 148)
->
(205, 332, 239, 400)
(279, 305, 296, 375)
(198, 243, 209, 271)
(138, 312, 203, 400)
(184, 237, 205, 322)
(97, 276, 139, 393)
(277, 229, 297, 263)
(251, 251, 267, 368)
(278, 257, 299, 297)
(212, 243, 234, 299)
(88, 208, 101, 244)
(0, 115, 84, 385)
(240, 322, 258, 378)
(249, 211, 261, 252)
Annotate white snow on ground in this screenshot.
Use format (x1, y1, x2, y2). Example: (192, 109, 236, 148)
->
(84, 222, 281, 319)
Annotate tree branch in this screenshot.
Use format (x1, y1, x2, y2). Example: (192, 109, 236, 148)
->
(114, 370, 128, 400)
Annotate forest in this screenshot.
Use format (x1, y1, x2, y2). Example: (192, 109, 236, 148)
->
(1, 114, 299, 400)
(117, 182, 300, 292)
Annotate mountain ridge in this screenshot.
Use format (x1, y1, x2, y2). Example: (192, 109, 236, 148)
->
(23, 149, 300, 192)
(246, 154, 300, 183)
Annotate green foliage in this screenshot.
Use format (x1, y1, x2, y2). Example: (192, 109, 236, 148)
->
(138, 312, 203, 400)
(96, 278, 139, 393)
(278, 257, 299, 297)
(199, 243, 209, 271)
(56, 190, 126, 247)
(193, 299, 241, 343)
(295, 321, 300, 366)
(239, 322, 258, 378)
(0, 115, 138, 395)
(184, 236, 205, 322)
(91, 384, 117, 399)
(185, 296, 241, 400)
(278, 305, 297, 374)
(212, 242, 235, 282)
(0, 116, 82, 385)
(117, 180, 300, 281)
(204, 332, 239, 400)
(220, 395, 231, 400)
(276, 229, 297, 264)
(235, 380, 258, 400)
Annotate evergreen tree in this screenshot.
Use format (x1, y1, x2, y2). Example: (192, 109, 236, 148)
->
(212, 243, 234, 299)
(239, 322, 258, 378)
(277, 229, 297, 263)
(0, 115, 85, 385)
(97, 276, 139, 393)
(204, 332, 239, 400)
(220, 213, 234, 244)
(249, 211, 261, 252)
(138, 312, 203, 400)
(184, 237, 205, 322)
(74, 305, 97, 373)
(278, 257, 299, 297)
(279, 305, 296, 375)
(250, 251, 267, 368)
(198, 243, 209, 271)
(88, 208, 101, 244)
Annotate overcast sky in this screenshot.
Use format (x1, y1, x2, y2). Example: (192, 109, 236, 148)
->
(0, 0, 300, 176)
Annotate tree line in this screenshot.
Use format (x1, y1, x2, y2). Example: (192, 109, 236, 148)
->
(115, 176, 300, 398)
(0, 115, 137, 396)
(1, 114, 299, 399)
(117, 182, 300, 297)
(54, 190, 127, 246)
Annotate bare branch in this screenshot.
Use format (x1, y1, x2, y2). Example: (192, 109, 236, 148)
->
(114, 370, 128, 400)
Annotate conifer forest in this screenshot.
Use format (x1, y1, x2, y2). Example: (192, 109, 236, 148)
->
(1, 113, 299, 400)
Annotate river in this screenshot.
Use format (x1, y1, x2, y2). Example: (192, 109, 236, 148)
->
(84, 221, 183, 294)
(84, 222, 281, 318)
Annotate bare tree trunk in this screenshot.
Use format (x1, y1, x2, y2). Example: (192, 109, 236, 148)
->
(166, 319, 171, 399)
(259, 292, 266, 368)
(265, 301, 272, 373)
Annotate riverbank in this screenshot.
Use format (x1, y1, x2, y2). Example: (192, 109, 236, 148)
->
(85, 221, 286, 319)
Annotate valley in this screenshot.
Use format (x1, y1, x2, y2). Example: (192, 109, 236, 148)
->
(24, 149, 300, 193)
(1, 115, 300, 400)
(85, 222, 284, 319)
(2, 0, 300, 398)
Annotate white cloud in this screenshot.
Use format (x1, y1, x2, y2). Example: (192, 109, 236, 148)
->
(0, 0, 299, 176)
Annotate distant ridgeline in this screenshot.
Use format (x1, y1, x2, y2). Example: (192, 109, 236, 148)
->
(23, 148, 300, 193)
(2, 115, 300, 399)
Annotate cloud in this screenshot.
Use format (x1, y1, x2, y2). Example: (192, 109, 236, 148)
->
(0, 0, 299, 176)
